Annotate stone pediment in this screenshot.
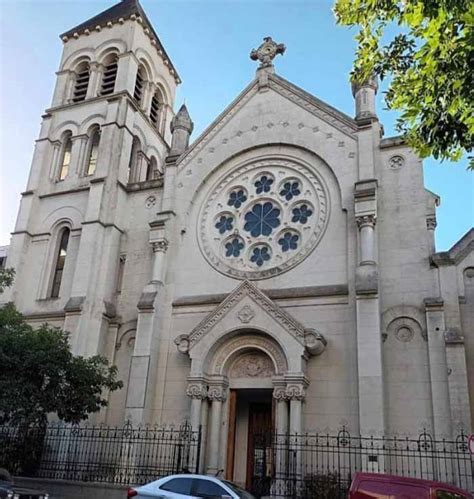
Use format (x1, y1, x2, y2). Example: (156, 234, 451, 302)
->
(174, 280, 326, 356)
(177, 73, 357, 169)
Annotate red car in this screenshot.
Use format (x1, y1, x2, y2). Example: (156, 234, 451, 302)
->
(349, 472, 473, 498)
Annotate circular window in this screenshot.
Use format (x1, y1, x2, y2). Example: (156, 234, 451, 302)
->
(198, 158, 330, 279)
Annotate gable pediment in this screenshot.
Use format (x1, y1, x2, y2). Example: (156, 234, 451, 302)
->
(177, 73, 357, 169)
(174, 280, 326, 357)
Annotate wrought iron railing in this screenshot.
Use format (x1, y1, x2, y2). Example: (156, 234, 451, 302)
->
(0, 421, 201, 486)
(251, 429, 474, 498)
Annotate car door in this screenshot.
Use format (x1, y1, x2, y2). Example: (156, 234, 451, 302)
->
(158, 477, 195, 499)
(192, 478, 234, 499)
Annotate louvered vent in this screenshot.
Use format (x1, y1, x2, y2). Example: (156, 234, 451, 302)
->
(134, 70, 144, 104)
(73, 66, 90, 102)
(100, 59, 118, 96)
(150, 94, 160, 128)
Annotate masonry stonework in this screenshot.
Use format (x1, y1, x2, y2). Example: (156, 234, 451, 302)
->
(1, 0, 473, 484)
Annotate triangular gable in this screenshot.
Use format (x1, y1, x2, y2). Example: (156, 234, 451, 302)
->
(177, 72, 358, 169)
(186, 280, 306, 349)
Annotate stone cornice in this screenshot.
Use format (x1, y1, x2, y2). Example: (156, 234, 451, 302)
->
(173, 284, 348, 307)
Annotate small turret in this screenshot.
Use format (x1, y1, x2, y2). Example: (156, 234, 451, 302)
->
(351, 76, 378, 122)
(170, 104, 193, 155)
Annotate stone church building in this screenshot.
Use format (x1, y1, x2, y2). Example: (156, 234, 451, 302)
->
(2, 0, 473, 483)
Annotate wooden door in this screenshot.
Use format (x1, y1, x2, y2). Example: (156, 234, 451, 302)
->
(246, 402, 273, 492)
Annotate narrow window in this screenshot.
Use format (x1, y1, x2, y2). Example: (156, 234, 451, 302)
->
(86, 128, 101, 175)
(146, 156, 159, 181)
(100, 56, 118, 96)
(150, 93, 161, 129)
(128, 138, 140, 183)
(134, 66, 145, 105)
(59, 133, 72, 181)
(51, 228, 70, 298)
(116, 255, 126, 293)
(72, 63, 90, 102)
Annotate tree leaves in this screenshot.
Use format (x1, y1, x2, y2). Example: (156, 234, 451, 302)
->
(0, 275, 123, 425)
(334, 0, 473, 168)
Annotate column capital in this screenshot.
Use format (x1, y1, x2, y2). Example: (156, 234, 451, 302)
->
(186, 382, 207, 400)
(356, 214, 376, 229)
(284, 374, 309, 402)
(273, 386, 288, 401)
(207, 384, 227, 402)
(152, 238, 169, 253)
(426, 216, 437, 231)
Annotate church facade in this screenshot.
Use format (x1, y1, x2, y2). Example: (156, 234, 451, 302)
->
(2, 0, 474, 483)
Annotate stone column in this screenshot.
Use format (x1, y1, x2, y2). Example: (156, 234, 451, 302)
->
(86, 62, 101, 99)
(426, 217, 437, 255)
(186, 377, 207, 431)
(425, 298, 452, 439)
(273, 382, 289, 494)
(357, 215, 376, 265)
(285, 376, 308, 493)
(206, 382, 228, 475)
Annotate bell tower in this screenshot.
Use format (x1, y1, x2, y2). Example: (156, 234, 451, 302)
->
(4, 0, 182, 364)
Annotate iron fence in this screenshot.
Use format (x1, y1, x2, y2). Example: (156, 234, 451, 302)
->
(0, 421, 201, 486)
(251, 429, 474, 498)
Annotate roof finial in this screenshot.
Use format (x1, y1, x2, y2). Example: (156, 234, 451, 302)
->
(250, 37, 286, 70)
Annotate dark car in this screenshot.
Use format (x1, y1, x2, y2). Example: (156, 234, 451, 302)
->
(349, 472, 473, 498)
(0, 469, 49, 499)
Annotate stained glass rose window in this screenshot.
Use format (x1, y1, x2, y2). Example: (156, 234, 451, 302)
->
(198, 158, 329, 279)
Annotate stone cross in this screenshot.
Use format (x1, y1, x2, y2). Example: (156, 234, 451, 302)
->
(250, 37, 286, 68)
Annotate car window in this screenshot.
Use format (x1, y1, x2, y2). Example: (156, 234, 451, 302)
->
(193, 478, 227, 497)
(160, 477, 193, 495)
(436, 491, 466, 499)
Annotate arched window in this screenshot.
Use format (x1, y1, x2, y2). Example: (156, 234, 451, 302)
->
(58, 131, 72, 181)
(100, 55, 118, 96)
(146, 156, 159, 181)
(51, 228, 70, 298)
(72, 62, 90, 102)
(86, 127, 101, 176)
(134, 65, 146, 105)
(128, 137, 141, 182)
(149, 91, 163, 130)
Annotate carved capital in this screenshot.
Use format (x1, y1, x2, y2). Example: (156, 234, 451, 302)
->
(174, 334, 190, 354)
(152, 239, 169, 253)
(207, 385, 228, 402)
(304, 328, 327, 356)
(356, 214, 376, 229)
(285, 384, 306, 401)
(186, 382, 207, 400)
(426, 216, 437, 231)
(273, 386, 288, 401)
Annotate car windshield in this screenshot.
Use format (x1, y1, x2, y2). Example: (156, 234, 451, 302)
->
(222, 480, 256, 499)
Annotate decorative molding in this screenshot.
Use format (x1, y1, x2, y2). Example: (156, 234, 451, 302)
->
(384, 315, 426, 343)
(186, 280, 307, 349)
(388, 155, 405, 170)
(426, 216, 437, 231)
(152, 239, 169, 253)
(229, 352, 274, 378)
(186, 382, 208, 400)
(212, 334, 287, 375)
(273, 386, 288, 401)
(356, 215, 376, 229)
(145, 195, 157, 208)
(207, 384, 228, 402)
(237, 305, 255, 324)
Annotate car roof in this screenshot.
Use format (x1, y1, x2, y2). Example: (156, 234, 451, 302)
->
(353, 472, 470, 494)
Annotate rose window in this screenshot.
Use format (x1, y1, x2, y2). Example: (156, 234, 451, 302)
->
(199, 158, 329, 279)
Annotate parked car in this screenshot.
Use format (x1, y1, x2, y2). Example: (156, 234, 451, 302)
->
(127, 474, 256, 499)
(349, 472, 473, 498)
(0, 469, 49, 499)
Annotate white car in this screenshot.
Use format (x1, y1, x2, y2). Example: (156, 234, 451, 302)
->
(127, 474, 256, 499)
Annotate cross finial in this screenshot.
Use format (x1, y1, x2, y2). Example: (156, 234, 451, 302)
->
(250, 37, 286, 69)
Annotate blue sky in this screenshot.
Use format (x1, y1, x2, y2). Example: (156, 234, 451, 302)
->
(0, 0, 472, 249)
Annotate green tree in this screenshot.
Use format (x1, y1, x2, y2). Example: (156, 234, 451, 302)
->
(0, 268, 122, 425)
(334, 0, 473, 168)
